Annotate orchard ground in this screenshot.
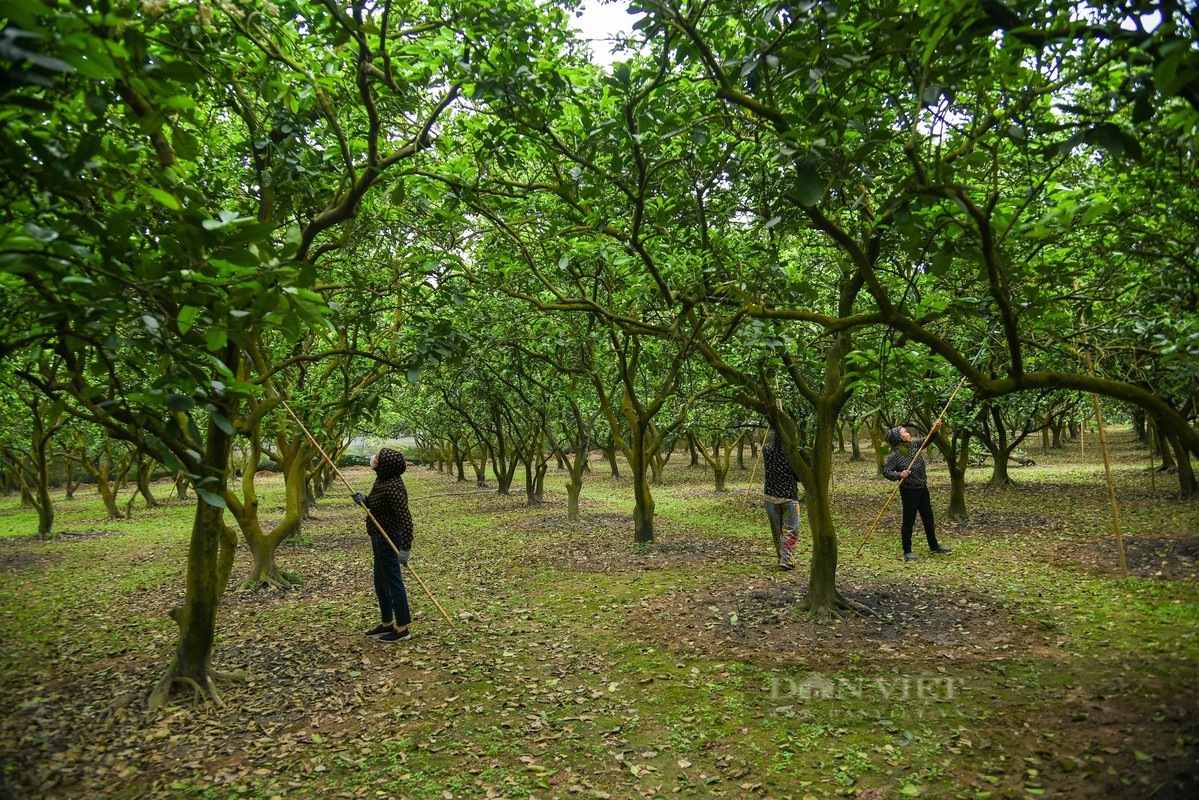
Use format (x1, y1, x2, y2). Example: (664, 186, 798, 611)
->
(1, 431, 1196, 800)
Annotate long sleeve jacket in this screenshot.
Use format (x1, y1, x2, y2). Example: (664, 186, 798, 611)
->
(364, 448, 414, 550)
(763, 440, 800, 502)
(882, 437, 930, 489)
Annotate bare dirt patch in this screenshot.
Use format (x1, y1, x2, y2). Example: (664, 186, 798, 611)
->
(1064, 534, 1199, 580)
(626, 577, 1046, 669)
(943, 511, 1058, 536)
(0, 548, 63, 573)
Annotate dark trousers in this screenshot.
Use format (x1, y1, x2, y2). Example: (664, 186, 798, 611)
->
(371, 537, 412, 626)
(899, 487, 939, 553)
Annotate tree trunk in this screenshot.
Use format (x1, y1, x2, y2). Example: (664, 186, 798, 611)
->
(945, 430, 972, 521)
(136, 457, 161, 508)
(798, 411, 864, 620)
(495, 457, 517, 495)
(985, 404, 1012, 488)
(871, 413, 886, 475)
(629, 436, 655, 544)
(64, 458, 81, 499)
(648, 448, 664, 485)
(1155, 423, 1175, 472)
(30, 415, 54, 537)
(849, 422, 862, 462)
(604, 433, 620, 477)
(566, 478, 582, 520)
(1166, 432, 1197, 499)
(454, 441, 466, 482)
(534, 461, 547, 503)
(149, 412, 239, 708)
(95, 466, 125, 520)
(631, 470, 655, 544)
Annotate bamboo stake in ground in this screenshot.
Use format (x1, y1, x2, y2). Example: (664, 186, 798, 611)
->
(1148, 417, 1156, 496)
(1081, 344, 1128, 577)
(279, 399, 456, 629)
(741, 427, 767, 509)
(1076, 283, 1126, 577)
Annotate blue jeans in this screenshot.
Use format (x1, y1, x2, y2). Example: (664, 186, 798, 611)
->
(764, 500, 800, 563)
(372, 537, 412, 626)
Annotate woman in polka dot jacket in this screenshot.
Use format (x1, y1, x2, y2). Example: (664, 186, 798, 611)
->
(353, 448, 415, 643)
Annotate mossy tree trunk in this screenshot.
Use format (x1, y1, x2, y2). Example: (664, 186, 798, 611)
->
(149, 411, 240, 709)
(226, 425, 303, 591)
(135, 453, 161, 508)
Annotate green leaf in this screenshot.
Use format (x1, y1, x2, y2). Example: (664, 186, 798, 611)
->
(171, 128, 200, 160)
(281, 224, 303, 258)
(177, 305, 201, 334)
(210, 411, 233, 436)
(195, 489, 226, 509)
(206, 328, 228, 352)
(145, 186, 181, 211)
(24, 222, 58, 242)
(165, 394, 195, 412)
(795, 163, 822, 207)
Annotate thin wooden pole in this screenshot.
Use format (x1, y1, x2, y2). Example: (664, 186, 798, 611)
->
(1081, 345, 1128, 577)
(1075, 286, 1126, 577)
(279, 399, 456, 629)
(1148, 417, 1156, 496)
(742, 427, 767, 509)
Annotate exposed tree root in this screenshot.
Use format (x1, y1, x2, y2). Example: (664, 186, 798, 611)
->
(236, 568, 302, 592)
(800, 590, 878, 622)
(148, 663, 246, 709)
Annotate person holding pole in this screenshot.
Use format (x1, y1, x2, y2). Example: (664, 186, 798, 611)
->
(352, 448, 414, 642)
(762, 430, 801, 571)
(882, 421, 953, 561)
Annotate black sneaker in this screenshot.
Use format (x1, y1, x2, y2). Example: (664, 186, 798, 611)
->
(380, 628, 411, 643)
(903, 552, 919, 561)
(931, 545, 953, 554)
(364, 624, 393, 638)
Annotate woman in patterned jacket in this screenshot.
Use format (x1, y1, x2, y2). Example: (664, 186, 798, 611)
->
(762, 430, 802, 571)
(353, 448, 414, 643)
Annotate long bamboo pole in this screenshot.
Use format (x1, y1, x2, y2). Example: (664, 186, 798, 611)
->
(1076, 284, 1126, 576)
(279, 399, 456, 629)
(1081, 343, 1128, 577)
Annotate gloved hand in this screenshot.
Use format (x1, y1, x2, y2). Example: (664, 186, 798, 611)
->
(351, 492, 366, 507)
(397, 549, 410, 566)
